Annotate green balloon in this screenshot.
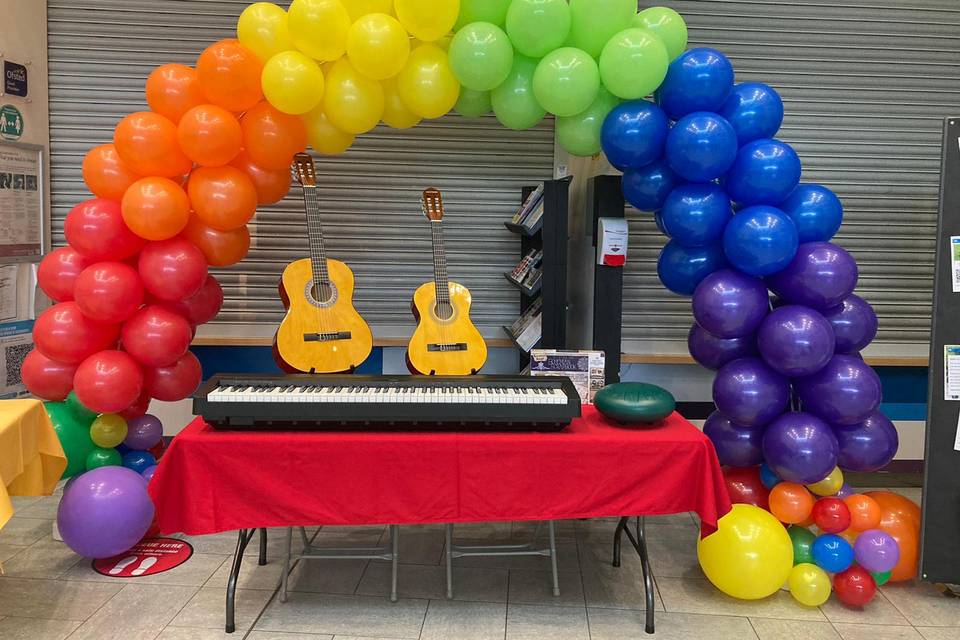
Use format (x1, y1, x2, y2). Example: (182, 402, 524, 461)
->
(455, 0, 512, 30)
(455, 88, 492, 117)
(44, 401, 96, 478)
(65, 390, 97, 424)
(566, 0, 636, 58)
(491, 54, 545, 130)
(85, 447, 122, 470)
(449, 22, 514, 91)
(787, 526, 817, 566)
(557, 87, 620, 157)
(634, 6, 688, 61)
(599, 28, 669, 100)
(505, 0, 571, 58)
(532, 47, 600, 117)
(871, 570, 892, 586)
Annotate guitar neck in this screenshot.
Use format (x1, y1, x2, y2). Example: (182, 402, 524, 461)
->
(302, 183, 330, 285)
(430, 221, 450, 305)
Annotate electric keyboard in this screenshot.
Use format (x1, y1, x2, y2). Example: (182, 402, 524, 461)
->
(194, 374, 582, 431)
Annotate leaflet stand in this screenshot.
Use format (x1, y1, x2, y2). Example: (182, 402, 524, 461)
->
(587, 175, 625, 384)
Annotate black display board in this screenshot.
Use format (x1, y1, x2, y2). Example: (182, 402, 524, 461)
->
(920, 116, 960, 584)
(587, 175, 625, 384)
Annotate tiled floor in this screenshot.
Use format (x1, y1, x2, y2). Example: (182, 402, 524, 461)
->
(0, 487, 956, 640)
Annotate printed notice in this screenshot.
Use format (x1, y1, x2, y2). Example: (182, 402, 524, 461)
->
(0, 143, 41, 258)
(952, 236, 960, 293)
(945, 345, 960, 401)
(955, 412, 960, 452)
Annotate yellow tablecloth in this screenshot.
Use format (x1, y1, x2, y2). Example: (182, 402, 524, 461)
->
(0, 399, 67, 530)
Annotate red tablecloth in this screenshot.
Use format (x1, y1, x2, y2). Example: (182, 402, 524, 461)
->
(149, 405, 731, 537)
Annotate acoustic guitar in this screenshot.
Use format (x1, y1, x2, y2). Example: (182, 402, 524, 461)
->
(274, 153, 373, 373)
(406, 188, 488, 375)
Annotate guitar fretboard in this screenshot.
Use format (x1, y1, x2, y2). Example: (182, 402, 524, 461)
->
(302, 184, 330, 288)
(430, 221, 450, 307)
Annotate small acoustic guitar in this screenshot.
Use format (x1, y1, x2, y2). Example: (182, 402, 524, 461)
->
(274, 153, 373, 373)
(406, 188, 488, 375)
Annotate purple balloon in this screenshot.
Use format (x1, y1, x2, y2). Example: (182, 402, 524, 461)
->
(835, 482, 854, 499)
(712, 357, 790, 427)
(57, 466, 155, 558)
(762, 411, 839, 484)
(834, 411, 899, 471)
(767, 242, 858, 310)
(688, 323, 757, 370)
(796, 354, 882, 425)
(853, 529, 900, 573)
(757, 305, 836, 376)
(141, 464, 158, 483)
(703, 410, 765, 467)
(124, 414, 163, 450)
(692, 269, 770, 338)
(822, 294, 878, 354)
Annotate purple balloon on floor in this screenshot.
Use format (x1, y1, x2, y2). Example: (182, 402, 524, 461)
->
(703, 411, 765, 467)
(724, 139, 802, 207)
(757, 305, 836, 376)
(822, 294, 878, 354)
(796, 355, 882, 426)
(687, 323, 757, 370)
(141, 464, 158, 483)
(762, 411, 839, 484)
(767, 242, 858, 310)
(853, 529, 900, 573)
(692, 269, 770, 338)
(833, 411, 899, 471)
(712, 357, 790, 427)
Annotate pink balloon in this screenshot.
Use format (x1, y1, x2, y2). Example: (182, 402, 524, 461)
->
(64, 198, 145, 261)
(121, 305, 192, 367)
(20, 349, 78, 401)
(73, 350, 144, 413)
(143, 350, 202, 401)
(160, 275, 223, 325)
(33, 302, 121, 364)
(73, 261, 145, 323)
(37, 247, 90, 302)
(138, 237, 208, 301)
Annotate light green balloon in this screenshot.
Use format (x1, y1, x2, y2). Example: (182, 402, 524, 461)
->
(634, 7, 688, 60)
(532, 47, 600, 117)
(85, 447, 122, 471)
(599, 28, 669, 100)
(455, 0, 512, 30)
(557, 87, 620, 157)
(505, 0, 571, 58)
(45, 400, 96, 478)
(566, 0, 637, 58)
(491, 54, 545, 130)
(455, 88, 492, 117)
(449, 22, 514, 91)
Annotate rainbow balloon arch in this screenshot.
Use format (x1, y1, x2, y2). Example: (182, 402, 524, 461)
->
(20, 0, 919, 608)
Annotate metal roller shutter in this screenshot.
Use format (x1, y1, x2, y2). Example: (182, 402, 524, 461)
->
(622, 0, 960, 358)
(46, 0, 555, 341)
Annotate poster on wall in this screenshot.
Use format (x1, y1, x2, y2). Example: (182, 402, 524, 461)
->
(0, 141, 43, 260)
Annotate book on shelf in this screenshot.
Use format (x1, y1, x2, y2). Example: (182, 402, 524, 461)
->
(521, 199, 544, 232)
(510, 248, 543, 282)
(511, 183, 544, 224)
(507, 297, 541, 336)
(514, 312, 542, 352)
(522, 267, 542, 290)
(529, 349, 606, 404)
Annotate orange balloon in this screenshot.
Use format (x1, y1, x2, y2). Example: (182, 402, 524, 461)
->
(121, 177, 191, 241)
(82, 144, 139, 201)
(177, 104, 243, 167)
(114, 111, 193, 178)
(844, 494, 882, 532)
(145, 64, 204, 123)
(230, 149, 291, 205)
(187, 166, 258, 231)
(196, 39, 264, 112)
(180, 215, 251, 266)
(865, 490, 920, 582)
(240, 101, 307, 171)
(768, 482, 815, 525)
(839, 527, 860, 545)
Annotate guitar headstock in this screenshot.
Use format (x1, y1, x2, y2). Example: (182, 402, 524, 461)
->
(421, 187, 444, 222)
(292, 153, 317, 187)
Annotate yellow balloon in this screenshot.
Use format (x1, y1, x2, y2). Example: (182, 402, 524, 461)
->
(346, 13, 411, 80)
(394, 0, 459, 42)
(381, 77, 421, 128)
(806, 466, 844, 497)
(697, 504, 793, 600)
(237, 2, 293, 61)
(89, 413, 128, 449)
(303, 104, 355, 154)
(288, 0, 351, 61)
(397, 44, 460, 119)
(322, 58, 385, 134)
(262, 50, 325, 114)
(345, 0, 393, 20)
(788, 563, 831, 607)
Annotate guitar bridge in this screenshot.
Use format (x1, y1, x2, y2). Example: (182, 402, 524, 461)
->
(427, 342, 468, 352)
(303, 331, 353, 342)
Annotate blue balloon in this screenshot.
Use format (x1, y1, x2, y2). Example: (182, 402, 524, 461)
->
(722, 205, 798, 276)
(622, 158, 680, 211)
(779, 184, 843, 242)
(665, 112, 738, 182)
(122, 450, 157, 475)
(653, 209, 667, 235)
(656, 48, 734, 120)
(812, 534, 855, 573)
(661, 183, 732, 247)
(724, 139, 802, 207)
(759, 463, 781, 490)
(718, 83, 784, 145)
(601, 100, 670, 170)
(657, 241, 726, 296)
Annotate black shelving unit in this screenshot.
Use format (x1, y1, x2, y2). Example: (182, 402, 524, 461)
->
(587, 175, 625, 385)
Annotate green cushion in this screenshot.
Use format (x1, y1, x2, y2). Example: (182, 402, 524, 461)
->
(594, 382, 676, 424)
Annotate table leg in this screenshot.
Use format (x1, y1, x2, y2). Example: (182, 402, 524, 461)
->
(612, 517, 627, 568)
(547, 520, 560, 597)
(445, 524, 454, 600)
(259, 528, 268, 566)
(618, 516, 655, 634)
(389, 525, 399, 603)
(225, 529, 256, 634)
(280, 527, 292, 603)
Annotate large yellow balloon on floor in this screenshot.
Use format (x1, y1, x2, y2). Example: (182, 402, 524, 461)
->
(395, 0, 459, 42)
(697, 504, 793, 600)
(262, 50, 325, 114)
(237, 2, 293, 61)
(302, 105, 355, 154)
(322, 58, 385, 134)
(397, 44, 460, 119)
(287, 0, 351, 61)
(346, 13, 410, 80)
(381, 77, 421, 129)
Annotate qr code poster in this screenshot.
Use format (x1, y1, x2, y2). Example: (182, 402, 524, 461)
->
(0, 319, 33, 399)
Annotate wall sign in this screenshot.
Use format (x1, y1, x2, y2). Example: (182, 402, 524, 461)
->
(4, 61, 27, 98)
(0, 104, 24, 141)
(0, 142, 42, 259)
(92, 537, 194, 577)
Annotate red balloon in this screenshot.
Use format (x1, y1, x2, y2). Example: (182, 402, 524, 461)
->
(722, 466, 770, 510)
(33, 302, 120, 364)
(118, 389, 152, 420)
(20, 349, 78, 401)
(121, 305, 192, 367)
(138, 237, 208, 301)
(160, 275, 223, 325)
(73, 261, 145, 323)
(832, 565, 877, 607)
(148, 438, 166, 461)
(812, 497, 852, 534)
(64, 199, 146, 261)
(37, 247, 91, 302)
(143, 351, 202, 401)
(73, 350, 144, 414)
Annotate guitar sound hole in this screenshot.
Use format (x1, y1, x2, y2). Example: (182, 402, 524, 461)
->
(311, 281, 334, 305)
(434, 301, 454, 321)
